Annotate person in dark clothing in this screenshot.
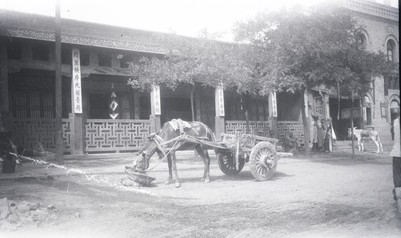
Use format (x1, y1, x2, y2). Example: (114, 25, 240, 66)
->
(391, 113, 400, 213)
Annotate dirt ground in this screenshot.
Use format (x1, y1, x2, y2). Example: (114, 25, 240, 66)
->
(0, 150, 400, 238)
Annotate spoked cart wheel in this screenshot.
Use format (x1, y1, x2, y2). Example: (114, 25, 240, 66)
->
(249, 141, 278, 181)
(217, 152, 245, 176)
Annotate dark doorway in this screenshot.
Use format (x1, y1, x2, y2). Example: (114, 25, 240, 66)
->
(88, 93, 110, 119)
(161, 97, 192, 124)
(329, 98, 361, 140)
(366, 107, 372, 125)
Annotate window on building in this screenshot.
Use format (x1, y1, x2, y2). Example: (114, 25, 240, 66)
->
(11, 91, 55, 118)
(98, 52, 111, 67)
(29, 92, 41, 118)
(387, 40, 395, 62)
(7, 38, 22, 60)
(32, 41, 50, 61)
(357, 33, 367, 49)
(13, 92, 27, 118)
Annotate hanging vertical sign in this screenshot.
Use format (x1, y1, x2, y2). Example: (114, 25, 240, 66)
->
(304, 89, 309, 118)
(109, 84, 119, 119)
(217, 84, 225, 117)
(71, 48, 82, 113)
(152, 85, 161, 115)
(272, 91, 277, 117)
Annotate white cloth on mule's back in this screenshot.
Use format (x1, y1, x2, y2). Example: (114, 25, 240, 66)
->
(168, 119, 191, 132)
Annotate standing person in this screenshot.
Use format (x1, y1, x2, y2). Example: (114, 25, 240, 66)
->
(391, 112, 400, 212)
(317, 119, 325, 152)
(312, 117, 318, 152)
(323, 118, 332, 152)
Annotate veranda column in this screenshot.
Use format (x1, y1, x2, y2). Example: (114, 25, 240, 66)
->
(214, 84, 225, 138)
(150, 85, 161, 132)
(324, 92, 330, 119)
(195, 89, 201, 121)
(0, 37, 10, 131)
(268, 91, 278, 138)
(71, 48, 84, 154)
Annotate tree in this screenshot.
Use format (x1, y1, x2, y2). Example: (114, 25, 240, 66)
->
(126, 31, 254, 121)
(233, 5, 398, 154)
(126, 5, 397, 155)
(127, 32, 252, 93)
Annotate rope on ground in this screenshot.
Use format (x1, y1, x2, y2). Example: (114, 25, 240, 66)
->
(9, 152, 159, 196)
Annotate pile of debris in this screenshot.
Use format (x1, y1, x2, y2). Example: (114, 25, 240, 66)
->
(0, 198, 58, 231)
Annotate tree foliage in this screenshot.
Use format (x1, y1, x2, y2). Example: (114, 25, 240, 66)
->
(233, 6, 398, 96)
(127, 5, 398, 98)
(127, 32, 253, 94)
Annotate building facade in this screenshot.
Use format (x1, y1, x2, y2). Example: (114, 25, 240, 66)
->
(329, 0, 399, 141)
(0, 10, 306, 154)
(2, 1, 395, 155)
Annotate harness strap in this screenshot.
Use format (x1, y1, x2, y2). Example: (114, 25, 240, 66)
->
(144, 131, 213, 172)
(144, 135, 184, 172)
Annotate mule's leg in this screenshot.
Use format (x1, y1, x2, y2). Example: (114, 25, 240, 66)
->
(165, 154, 173, 185)
(360, 139, 364, 151)
(196, 145, 210, 183)
(356, 138, 361, 151)
(371, 136, 381, 153)
(378, 136, 384, 152)
(170, 151, 181, 188)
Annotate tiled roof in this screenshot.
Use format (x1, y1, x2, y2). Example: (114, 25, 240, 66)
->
(0, 9, 190, 54)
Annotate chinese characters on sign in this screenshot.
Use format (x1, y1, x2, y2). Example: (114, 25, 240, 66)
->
(272, 91, 277, 117)
(152, 85, 161, 115)
(71, 49, 82, 113)
(217, 85, 225, 117)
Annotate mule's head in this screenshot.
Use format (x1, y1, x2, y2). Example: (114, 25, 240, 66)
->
(347, 127, 357, 138)
(134, 133, 159, 171)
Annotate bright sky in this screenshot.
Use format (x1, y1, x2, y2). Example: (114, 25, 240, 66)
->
(0, 0, 398, 41)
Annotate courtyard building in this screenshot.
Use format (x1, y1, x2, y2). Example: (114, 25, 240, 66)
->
(0, 0, 398, 155)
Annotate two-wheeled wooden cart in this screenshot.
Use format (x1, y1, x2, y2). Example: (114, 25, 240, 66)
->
(181, 132, 292, 181)
(212, 133, 291, 181)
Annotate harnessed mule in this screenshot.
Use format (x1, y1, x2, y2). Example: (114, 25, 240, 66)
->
(348, 127, 383, 153)
(134, 120, 215, 188)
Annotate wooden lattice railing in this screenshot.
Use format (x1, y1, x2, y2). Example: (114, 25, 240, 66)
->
(11, 118, 151, 154)
(277, 121, 305, 145)
(11, 118, 73, 153)
(224, 120, 305, 145)
(225, 120, 271, 137)
(84, 119, 152, 153)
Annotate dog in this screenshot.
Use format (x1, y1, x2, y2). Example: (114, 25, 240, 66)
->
(348, 127, 383, 153)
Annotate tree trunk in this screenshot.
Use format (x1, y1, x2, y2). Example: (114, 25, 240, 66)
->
(301, 89, 310, 156)
(55, 0, 64, 164)
(190, 86, 195, 121)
